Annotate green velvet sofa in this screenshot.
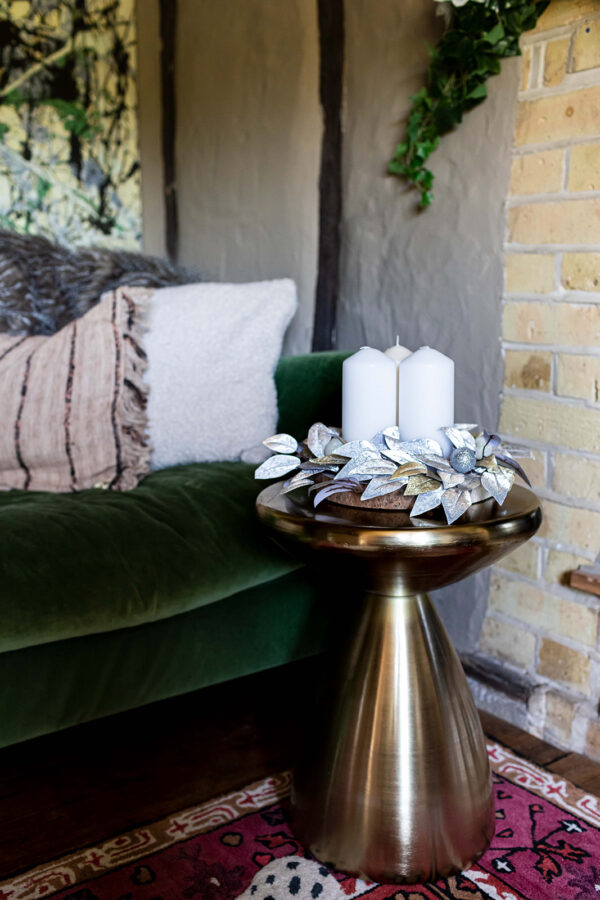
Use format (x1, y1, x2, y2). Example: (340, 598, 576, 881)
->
(0, 350, 348, 748)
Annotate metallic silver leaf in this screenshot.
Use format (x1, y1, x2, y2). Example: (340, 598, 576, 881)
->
(336, 440, 379, 458)
(401, 438, 444, 457)
(335, 452, 386, 480)
(355, 458, 398, 477)
(453, 423, 479, 432)
(254, 455, 300, 479)
(262, 433, 299, 454)
(312, 479, 361, 507)
(382, 426, 401, 442)
(441, 488, 473, 524)
(410, 487, 444, 517)
(440, 470, 466, 489)
(418, 453, 453, 472)
(481, 466, 514, 505)
(280, 472, 315, 494)
(475, 433, 487, 458)
(324, 436, 344, 455)
(370, 432, 389, 451)
(299, 463, 330, 475)
(361, 476, 407, 500)
(442, 427, 477, 451)
(307, 422, 338, 457)
(380, 446, 420, 465)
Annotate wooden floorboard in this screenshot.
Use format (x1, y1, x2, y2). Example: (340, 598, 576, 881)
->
(479, 709, 568, 768)
(0, 659, 599, 881)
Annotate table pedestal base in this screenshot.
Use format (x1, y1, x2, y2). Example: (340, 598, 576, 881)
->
(292, 591, 495, 884)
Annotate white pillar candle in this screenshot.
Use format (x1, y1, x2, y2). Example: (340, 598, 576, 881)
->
(342, 347, 397, 442)
(397, 346, 454, 453)
(384, 336, 412, 367)
(384, 336, 412, 425)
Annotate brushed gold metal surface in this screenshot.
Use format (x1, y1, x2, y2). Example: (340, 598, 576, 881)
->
(256, 483, 542, 883)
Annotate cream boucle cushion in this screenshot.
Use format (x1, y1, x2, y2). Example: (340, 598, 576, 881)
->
(0, 287, 150, 492)
(144, 279, 297, 468)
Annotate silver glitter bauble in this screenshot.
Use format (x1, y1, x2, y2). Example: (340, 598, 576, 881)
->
(449, 446, 477, 474)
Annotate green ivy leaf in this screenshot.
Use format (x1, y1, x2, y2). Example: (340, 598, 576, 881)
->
(389, 0, 550, 207)
(483, 22, 506, 45)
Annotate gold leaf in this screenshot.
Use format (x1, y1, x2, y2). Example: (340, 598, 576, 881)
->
(405, 474, 442, 496)
(391, 461, 427, 480)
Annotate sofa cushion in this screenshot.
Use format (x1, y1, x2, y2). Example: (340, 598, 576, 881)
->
(0, 287, 150, 492)
(0, 461, 299, 654)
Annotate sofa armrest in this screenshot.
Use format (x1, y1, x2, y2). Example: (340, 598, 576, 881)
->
(274, 350, 350, 439)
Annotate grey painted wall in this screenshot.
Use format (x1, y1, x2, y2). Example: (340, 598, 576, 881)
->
(339, 0, 519, 649)
(136, 0, 519, 650)
(174, 0, 322, 356)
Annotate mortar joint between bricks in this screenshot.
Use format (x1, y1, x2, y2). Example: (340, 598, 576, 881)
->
(507, 189, 600, 206)
(512, 135, 600, 156)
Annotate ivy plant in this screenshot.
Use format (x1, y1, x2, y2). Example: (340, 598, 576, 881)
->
(389, 0, 549, 208)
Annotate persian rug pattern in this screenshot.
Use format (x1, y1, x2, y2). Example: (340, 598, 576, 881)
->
(1, 741, 599, 900)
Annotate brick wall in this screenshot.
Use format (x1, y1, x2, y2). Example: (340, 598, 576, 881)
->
(477, 0, 600, 759)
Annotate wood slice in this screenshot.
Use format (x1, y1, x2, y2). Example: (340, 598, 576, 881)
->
(326, 487, 415, 511)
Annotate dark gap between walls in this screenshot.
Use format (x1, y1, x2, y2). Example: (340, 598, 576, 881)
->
(312, 0, 344, 352)
(159, 0, 179, 263)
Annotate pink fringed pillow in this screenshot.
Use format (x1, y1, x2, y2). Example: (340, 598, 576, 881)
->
(0, 286, 150, 492)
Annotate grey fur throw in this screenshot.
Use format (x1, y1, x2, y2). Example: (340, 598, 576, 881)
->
(0, 230, 196, 335)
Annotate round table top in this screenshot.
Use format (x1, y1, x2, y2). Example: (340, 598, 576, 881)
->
(256, 481, 542, 556)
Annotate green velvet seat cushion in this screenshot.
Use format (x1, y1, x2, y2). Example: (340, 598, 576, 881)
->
(0, 461, 302, 654)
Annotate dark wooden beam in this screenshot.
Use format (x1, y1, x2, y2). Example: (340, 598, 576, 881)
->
(159, 0, 178, 262)
(312, 0, 344, 351)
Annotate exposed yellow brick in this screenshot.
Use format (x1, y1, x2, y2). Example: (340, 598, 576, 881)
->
(502, 301, 600, 346)
(535, 1, 600, 32)
(480, 616, 536, 669)
(572, 18, 600, 71)
(505, 349, 551, 391)
(552, 452, 600, 503)
(562, 253, 600, 291)
(545, 548, 590, 586)
(557, 353, 600, 400)
(495, 541, 540, 578)
(544, 37, 571, 87)
(501, 395, 600, 455)
(538, 638, 591, 692)
(508, 199, 600, 245)
(538, 498, 600, 553)
(522, 452, 547, 489)
(505, 253, 555, 293)
(586, 720, 600, 761)
(510, 150, 564, 196)
(545, 690, 576, 743)
(520, 46, 532, 91)
(515, 86, 600, 146)
(569, 143, 600, 192)
(489, 574, 597, 646)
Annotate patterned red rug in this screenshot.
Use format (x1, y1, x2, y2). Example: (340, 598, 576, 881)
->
(2, 742, 600, 900)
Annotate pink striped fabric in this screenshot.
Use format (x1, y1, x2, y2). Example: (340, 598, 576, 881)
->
(0, 287, 151, 492)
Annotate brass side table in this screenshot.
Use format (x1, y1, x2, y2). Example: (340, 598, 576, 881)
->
(256, 482, 542, 884)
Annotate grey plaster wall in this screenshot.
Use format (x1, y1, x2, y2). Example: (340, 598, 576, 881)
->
(174, 0, 322, 355)
(339, 0, 520, 650)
